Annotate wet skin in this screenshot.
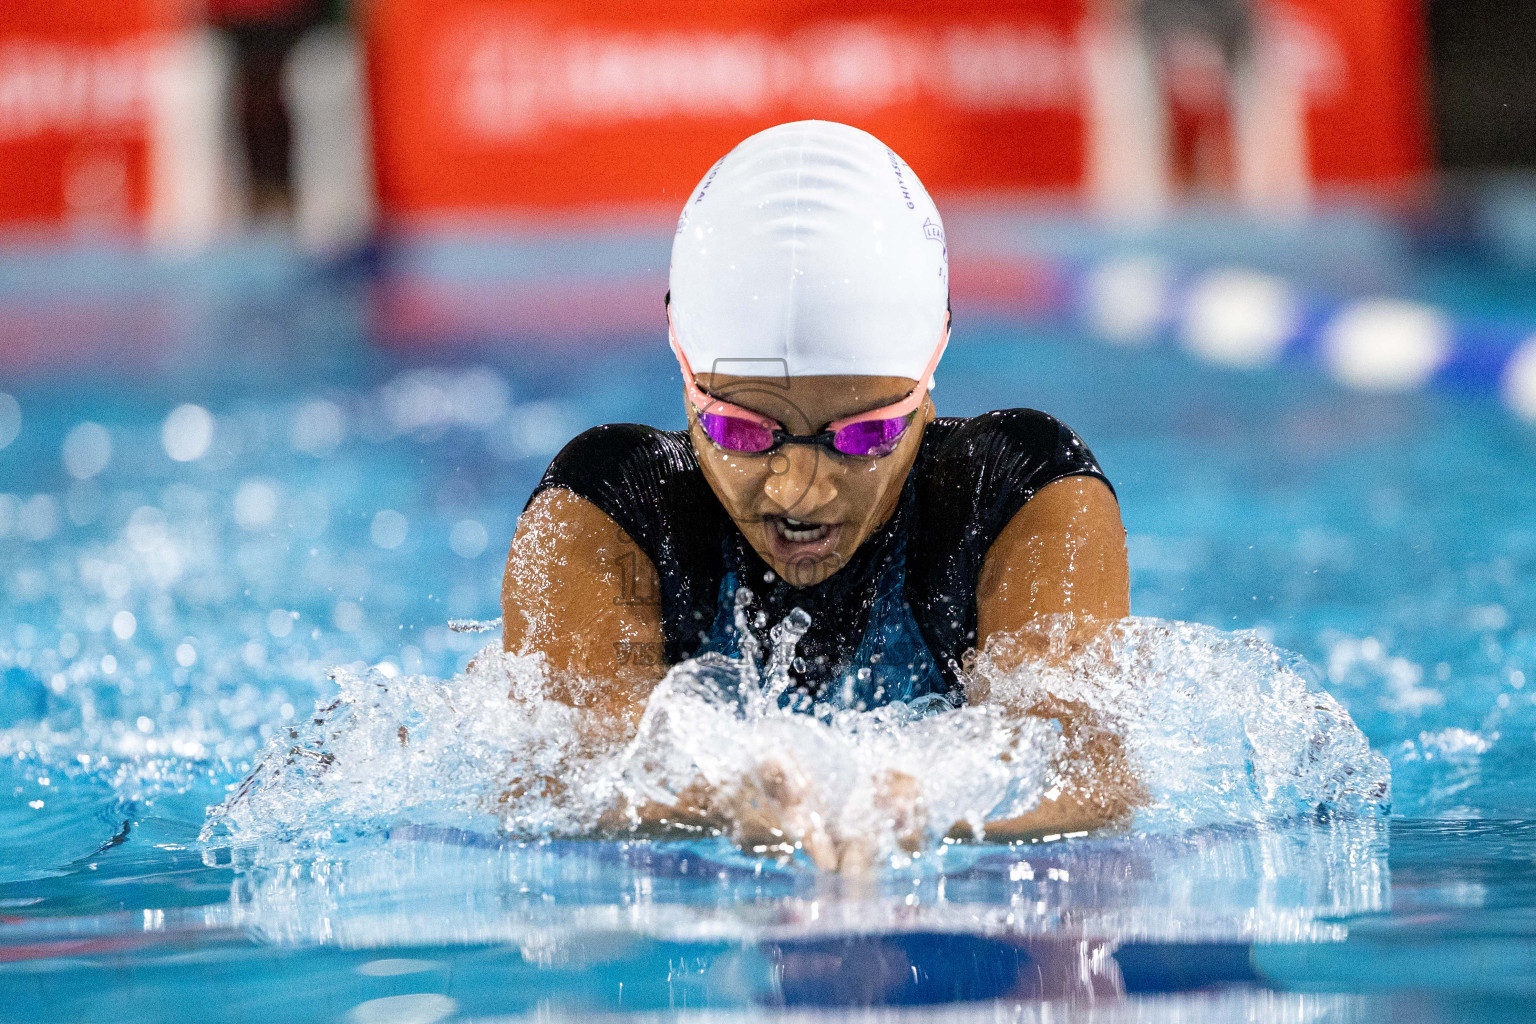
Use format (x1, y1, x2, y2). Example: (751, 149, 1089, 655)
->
(687, 370, 932, 588)
(500, 373, 1134, 869)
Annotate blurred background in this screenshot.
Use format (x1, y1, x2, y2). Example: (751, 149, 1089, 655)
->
(3, 0, 1536, 683)
(1, 0, 1531, 365)
(0, 0, 1442, 234)
(0, 0, 1528, 309)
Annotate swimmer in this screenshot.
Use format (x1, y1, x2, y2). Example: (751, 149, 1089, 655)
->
(501, 121, 1136, 868)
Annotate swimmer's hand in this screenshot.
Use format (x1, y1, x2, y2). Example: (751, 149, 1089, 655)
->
(620, 757, 844, 871)
(960, 616, 1146, 840)
(960, 695, 1142, 842)
(721, 756, 841, 871)
(964, 630, 1145, 839)
(621, 757, 926, 874)
(723, 759, 928, 873)
(726, 745, 1135, 869)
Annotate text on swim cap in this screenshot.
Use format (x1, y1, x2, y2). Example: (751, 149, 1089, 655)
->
(923, 218, 947, 261)
(886, 149, 916, 210)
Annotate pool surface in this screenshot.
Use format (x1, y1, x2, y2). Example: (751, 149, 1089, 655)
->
(2, 222, 1536, 1022)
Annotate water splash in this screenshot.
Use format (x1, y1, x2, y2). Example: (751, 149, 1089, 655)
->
(223, 819, 1390, 950)
(968, 616, 1391, 826)
(203, 614, 1388, 865)
(448, 616, 504, 634)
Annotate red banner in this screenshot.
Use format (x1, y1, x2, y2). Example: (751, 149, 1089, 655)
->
(366, 0, 1092, 222)
(366, 0, 1427, 224)
(0, 0, 1427, 232)
(1282, 0, 1426, 185)
(0, 3, 188, 230)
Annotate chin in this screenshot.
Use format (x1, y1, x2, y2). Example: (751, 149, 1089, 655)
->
(773, 547, 851, 588)
(777, 562, 831, 587)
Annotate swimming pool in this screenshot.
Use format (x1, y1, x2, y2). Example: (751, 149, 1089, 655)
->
(1, 220, 1535, 1022)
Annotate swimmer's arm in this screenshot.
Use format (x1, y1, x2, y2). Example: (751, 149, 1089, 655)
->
(500, 488, 669, 721)
(975, 474, 1130, 631)
(501, 494, 811, 849)
(968, 475, 1140, 839)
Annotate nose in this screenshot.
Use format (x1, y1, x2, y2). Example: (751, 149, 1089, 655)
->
(762, 443, 838, 517)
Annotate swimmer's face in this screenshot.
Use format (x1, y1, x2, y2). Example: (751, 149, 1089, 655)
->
(688, 373, 934, 587)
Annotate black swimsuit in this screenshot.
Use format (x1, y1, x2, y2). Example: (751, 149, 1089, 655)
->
(530, 410, 1110, 709)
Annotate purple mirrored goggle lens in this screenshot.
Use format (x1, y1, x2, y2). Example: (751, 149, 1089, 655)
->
(699, 412, 775, 453)
(699, 412, 910, 457)
(831, 415, 909, 456)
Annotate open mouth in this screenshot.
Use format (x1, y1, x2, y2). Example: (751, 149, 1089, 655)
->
(774, 516, 832, 544)
(764, 516, 843, 565)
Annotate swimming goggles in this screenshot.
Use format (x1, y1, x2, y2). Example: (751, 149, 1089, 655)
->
(669, 317, 948, 459)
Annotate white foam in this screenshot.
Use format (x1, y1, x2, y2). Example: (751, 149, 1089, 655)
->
(970, 617, 1390, 827)
(222, 818, 1387, 949)
(203, 614, 1388, 863)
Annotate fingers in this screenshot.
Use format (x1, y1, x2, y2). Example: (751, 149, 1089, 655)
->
(726, 755, 840, 869)
(799, 818, 841, 871)
(873, 769, 927, 854)
(724, 759, 937, 872)
(755, 756, 810, 805)
(834, 835, 875, 875)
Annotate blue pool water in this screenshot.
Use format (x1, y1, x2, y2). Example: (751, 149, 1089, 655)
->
(2, 228, 1536, 1022)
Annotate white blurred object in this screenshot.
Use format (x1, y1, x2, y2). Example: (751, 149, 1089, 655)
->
(62, 422, 112, 480)
(162, 404, 215, 462)
(1079, 6, 1312, 219)
(449, 520, 489, 560)
(1230, 20, 1311, 215)
(284, 27, 376, 252)
(234, 479, 281, 531)
(146, 30, 242, 247)
(1321, 299, 1452, 392)
(1081, 17, 1172, 222)
(1500, 333, 1536, 421)
(0, 394, 20, 451)
(371, 509, 409, 550)
(1083, 255, 1173, 344)
(1180, 268, 1299, 368)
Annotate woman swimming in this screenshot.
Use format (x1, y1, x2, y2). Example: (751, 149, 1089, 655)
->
(501, 121, 1135, 866)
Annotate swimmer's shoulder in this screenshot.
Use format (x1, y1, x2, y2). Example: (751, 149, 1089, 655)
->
(921, 409, 1111, 497)
(532, 423, 697, 503)
(906, 409, 1113, 675)
(925, 407, 1073, 451)
(528, 424, 711, 555)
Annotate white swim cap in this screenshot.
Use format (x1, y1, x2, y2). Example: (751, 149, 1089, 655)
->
(669, 120, 949, 382)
